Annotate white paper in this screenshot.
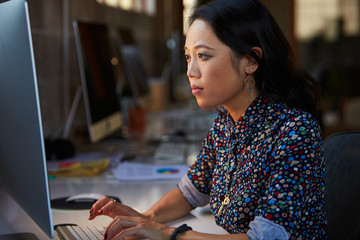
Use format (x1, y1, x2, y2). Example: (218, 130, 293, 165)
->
(112, 162, 189, 181)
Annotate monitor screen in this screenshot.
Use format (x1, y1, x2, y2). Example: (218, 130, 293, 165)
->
(73, 20, 123, 143)
(0, 0, 54, 238)
(115, 28, 150, 102)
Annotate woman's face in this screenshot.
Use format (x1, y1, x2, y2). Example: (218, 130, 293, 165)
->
(184, 19, 253, 113)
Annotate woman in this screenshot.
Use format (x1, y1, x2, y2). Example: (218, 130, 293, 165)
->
(89, 0, 327, 239)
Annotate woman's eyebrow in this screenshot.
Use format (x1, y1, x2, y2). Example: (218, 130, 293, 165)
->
(184, 44, 215, 51)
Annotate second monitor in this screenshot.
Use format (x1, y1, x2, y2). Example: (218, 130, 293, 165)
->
(73, 20, 123, 143)
(73, 21, 150, 143)
(115, 27, 150, 103)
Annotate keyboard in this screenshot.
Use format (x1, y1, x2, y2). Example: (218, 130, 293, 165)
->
(55, 224, 105, 240)
(154, 142, 188, 164)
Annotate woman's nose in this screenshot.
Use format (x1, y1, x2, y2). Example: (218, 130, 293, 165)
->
(187, 60, 200, 79)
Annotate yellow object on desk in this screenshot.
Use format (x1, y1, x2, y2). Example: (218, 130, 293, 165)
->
(48, 158, 110, 177)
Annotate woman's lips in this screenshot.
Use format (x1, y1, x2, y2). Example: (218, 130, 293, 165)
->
(191, 84, 203, 95)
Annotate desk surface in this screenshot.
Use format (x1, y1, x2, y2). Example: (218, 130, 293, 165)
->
(0, 168, 227, 239)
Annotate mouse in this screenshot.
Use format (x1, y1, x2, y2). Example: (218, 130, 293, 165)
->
(65, 193, 104, 203)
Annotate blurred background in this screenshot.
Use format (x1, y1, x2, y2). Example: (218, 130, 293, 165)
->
(27, 0, 360, 142)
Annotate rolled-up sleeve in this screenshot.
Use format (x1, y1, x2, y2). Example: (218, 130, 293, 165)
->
(178, 175, 210, 208)
(247, 216, 289, 240)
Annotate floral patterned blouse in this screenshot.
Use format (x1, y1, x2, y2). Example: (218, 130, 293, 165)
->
(183, 95, 327, 239)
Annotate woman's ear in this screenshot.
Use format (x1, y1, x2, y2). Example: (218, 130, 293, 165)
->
(245, 47, 262, 74)
(252, 46, 263, 59)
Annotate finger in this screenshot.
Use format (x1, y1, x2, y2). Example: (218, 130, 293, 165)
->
(89, 196, 113, 220)
(98, 199, 122, 218)
(105, 222, 124, 240)
(122, 236, 143, 240)
(104, 217, 118, 239)
(111, 219, 174, 240)
(102, 203, 143, 220)
(112, 227, 144, 240)
(106, 217, 136, 240)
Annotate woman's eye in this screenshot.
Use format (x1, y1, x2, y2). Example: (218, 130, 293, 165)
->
(198, 53, 211, 60)
(184, 54, 191, 62)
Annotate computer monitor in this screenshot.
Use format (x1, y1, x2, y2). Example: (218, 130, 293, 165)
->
(0, 0, 54, 238)
(73, 20, 123, 143)
(115, 28, 150, 104)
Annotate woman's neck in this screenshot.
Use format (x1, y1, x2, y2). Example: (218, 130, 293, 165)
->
(227, 90, 259, 122)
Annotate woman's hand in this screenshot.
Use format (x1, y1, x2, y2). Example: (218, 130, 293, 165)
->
(104, 216, 174, 240)
(89, 196, 143, 220)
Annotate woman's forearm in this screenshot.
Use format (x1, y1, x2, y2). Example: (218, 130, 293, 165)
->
(177, 231, 249, 240)
(143, 188, 192, 223)
(141, 188, 250, 239)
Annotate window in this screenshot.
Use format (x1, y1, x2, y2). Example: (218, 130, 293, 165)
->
(295, 0, 359, 41)
(183, 0, 197, 34)
(96, 0, 156, 16)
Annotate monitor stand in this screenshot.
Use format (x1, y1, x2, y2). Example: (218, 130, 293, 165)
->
(62, 85, 83, 140)
(0, 233, 39, 240)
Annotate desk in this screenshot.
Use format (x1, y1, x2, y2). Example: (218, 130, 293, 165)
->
(0, 169, 227, 239)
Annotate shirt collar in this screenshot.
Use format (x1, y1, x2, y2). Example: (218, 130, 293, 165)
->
(224, 95, 273, 139)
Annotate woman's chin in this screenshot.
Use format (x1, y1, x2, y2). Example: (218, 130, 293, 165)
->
(195, 99, 217, 109)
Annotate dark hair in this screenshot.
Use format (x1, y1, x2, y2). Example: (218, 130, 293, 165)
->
(189, 0, 321, 116)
